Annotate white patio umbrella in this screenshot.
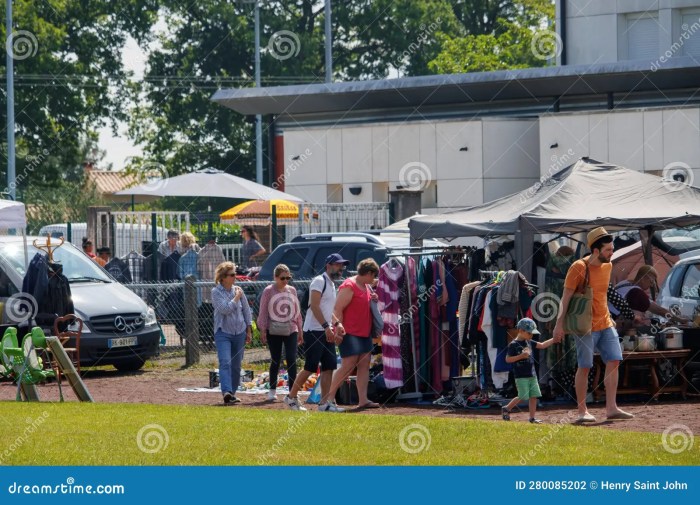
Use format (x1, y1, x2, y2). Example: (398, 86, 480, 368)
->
(114, 168, 303, 202)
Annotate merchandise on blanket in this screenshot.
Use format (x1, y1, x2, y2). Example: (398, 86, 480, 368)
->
(208, 369, 254, 388)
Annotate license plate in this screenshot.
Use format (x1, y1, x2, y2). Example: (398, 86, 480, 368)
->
(108, 336, 138, 348)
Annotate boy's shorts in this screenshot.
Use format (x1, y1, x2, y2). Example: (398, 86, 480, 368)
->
(515, 376, 541, 401)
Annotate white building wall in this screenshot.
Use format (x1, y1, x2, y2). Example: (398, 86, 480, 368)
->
(538, 106, 700, 177)
(558, 0, 700, 66)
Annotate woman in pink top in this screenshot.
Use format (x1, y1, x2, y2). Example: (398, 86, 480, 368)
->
(327, 258, 381, 409)
(257, 264, 303, 401)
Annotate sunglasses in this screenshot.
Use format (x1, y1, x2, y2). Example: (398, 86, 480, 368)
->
(226, 273, 236, 278)
(279, 276, 292, 281)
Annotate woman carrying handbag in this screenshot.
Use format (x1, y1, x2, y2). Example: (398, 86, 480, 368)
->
(257, 264, 304, 401)
(326, 258, 381, 409)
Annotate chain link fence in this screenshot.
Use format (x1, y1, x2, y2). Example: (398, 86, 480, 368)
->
(123, 278, 314, 366)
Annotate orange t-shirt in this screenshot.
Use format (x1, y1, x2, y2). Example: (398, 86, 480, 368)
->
(563, 257, 614, 332)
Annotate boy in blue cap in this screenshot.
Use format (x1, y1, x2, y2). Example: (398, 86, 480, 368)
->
(502, 317, 555, 423)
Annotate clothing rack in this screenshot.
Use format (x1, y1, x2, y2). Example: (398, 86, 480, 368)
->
(33, 235, 64, 263)
(386, 248, 471, 400)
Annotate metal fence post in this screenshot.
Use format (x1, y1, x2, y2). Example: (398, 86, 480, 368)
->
(184, 275, 199, 366)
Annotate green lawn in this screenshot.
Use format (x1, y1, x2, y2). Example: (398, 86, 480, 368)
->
(1, 403, 697, 466)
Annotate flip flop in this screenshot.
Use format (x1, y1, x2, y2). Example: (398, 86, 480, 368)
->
(358, 402, 381, 409)
(607, 411, 634, 420)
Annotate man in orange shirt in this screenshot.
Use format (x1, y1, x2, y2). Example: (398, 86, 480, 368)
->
(553, 227, 634, 423)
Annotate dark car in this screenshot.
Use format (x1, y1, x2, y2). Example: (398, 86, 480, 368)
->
(256, 232, 443, 308)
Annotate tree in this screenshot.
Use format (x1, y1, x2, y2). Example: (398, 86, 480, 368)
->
(0, 0, 160, 198)
(430, 0, 556, 73)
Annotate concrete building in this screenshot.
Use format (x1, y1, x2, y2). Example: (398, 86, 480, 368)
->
(213, 1, 700, 214)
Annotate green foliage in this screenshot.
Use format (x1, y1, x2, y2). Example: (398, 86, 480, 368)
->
(0, 1, 160, 194)
(24, 174, 106, 235)
(430, 1, 556, 73)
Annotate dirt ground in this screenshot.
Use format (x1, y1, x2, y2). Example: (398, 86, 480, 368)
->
(2, 359, 699, 435)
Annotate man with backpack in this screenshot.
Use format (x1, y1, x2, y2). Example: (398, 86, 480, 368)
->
(284, 254, 348, 412)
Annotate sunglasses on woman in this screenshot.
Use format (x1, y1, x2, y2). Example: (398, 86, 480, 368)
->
(279, 276, 292, 281)
(226, 273, 236, 278)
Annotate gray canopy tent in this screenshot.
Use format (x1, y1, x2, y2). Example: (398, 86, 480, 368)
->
(409, 158, 700, 278)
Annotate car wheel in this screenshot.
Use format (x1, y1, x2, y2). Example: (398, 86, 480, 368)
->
(114, 358, 146, 372)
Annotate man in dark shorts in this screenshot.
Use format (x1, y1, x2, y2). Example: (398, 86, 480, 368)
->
(284, 254, 348, 412)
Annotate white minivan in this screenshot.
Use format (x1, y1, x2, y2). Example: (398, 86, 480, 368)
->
(0, 236, 160, 370)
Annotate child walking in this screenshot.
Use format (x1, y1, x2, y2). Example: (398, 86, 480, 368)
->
(502, 318, 555, 424)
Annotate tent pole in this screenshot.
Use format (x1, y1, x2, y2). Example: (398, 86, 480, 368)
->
(640, 226, 656, 297)
(515, 219, 536, 280)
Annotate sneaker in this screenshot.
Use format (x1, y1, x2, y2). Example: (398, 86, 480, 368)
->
(267, 390, 277, 401)
(283, 395, 307, 411)
(501, 407, 511, 421)
(529, 418, 543, 424)
(318, 401, 345, 413)
(223, 392, 234, 404)
(230, 396, 241, 404)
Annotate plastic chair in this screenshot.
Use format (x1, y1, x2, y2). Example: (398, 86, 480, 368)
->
(3, 327, 56, 400)
(52, 314, 82, 382)
(0, 327, 19, 379)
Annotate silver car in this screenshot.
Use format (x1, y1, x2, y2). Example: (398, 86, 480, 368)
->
(656, 254, 700, 320)
(0, 236, 160, 371)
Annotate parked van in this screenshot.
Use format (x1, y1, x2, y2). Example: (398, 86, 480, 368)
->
(0, 236, 160, 370)
(39, 222, 170, 258)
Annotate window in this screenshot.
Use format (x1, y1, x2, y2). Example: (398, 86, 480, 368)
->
(312, 246, 345, 274)
(679, 263, 700, 299)
(277, 247, 309, 274)
(356, 247, 385, 267)
(625, 14, 659, 61)
(681, 11, 700, 58)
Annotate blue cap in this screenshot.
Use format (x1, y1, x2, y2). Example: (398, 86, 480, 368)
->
(516, 317, 540, 334)
(325, 253, 349, 265)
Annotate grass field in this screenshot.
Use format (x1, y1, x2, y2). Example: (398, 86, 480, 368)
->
(1, 402, 697, 465)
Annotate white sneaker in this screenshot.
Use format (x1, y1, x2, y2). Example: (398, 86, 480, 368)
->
(283, 395, 307, 411)
(318, 401, 345, 413)
(267, 389, 278, 401)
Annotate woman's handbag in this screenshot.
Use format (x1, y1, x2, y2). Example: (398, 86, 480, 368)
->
(267, 289, 295, 335)
(563, 260, 593, 336)
(370, 296, 384, 338)
(269, 320, 293, 335)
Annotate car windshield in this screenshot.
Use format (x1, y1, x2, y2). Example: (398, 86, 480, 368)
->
(0, 242, 112, 282)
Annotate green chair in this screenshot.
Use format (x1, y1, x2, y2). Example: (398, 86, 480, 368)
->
(0, 327, 19, 380)
(4, 327, 56, 401)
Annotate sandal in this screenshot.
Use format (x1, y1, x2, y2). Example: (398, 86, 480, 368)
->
(502, 407, 511, 421)
(358, 401, 381, 409)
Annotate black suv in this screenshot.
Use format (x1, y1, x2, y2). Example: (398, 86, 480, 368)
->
(257, 232, 399, 281)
